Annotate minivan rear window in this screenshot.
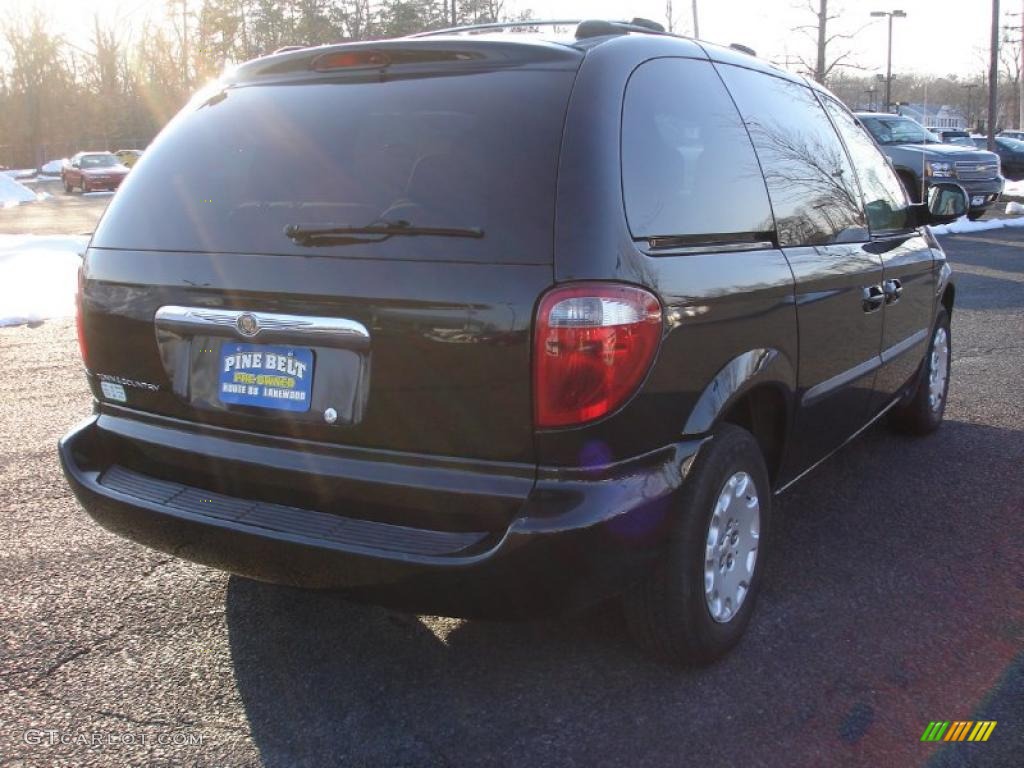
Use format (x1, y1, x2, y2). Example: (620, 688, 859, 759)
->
(91, 70, 577, 264)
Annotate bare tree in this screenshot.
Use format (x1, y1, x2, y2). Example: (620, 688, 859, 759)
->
(1, 8, 76, 166)
(791, 0, 867, 84)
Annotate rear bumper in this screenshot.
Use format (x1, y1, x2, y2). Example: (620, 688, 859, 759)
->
(83, 177, 124, 190)
(59, 413, 703, 618)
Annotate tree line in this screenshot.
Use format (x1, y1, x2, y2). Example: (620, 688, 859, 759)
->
(0, 0, 525, 168)
(3, 0, 1022, 169)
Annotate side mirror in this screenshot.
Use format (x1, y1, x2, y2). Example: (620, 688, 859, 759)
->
(924, 182, 968, 224)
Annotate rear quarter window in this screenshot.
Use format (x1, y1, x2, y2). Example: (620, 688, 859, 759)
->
(718, 65, 868, 247)
(91, 70, 577, 264)
(621, 58, 774, 242)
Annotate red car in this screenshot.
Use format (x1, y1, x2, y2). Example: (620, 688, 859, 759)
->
(63, 152, 129, 193)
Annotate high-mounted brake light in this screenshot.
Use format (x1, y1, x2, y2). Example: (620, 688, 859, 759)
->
(534, 283, 662, 429)
(312, 51, 391, 71)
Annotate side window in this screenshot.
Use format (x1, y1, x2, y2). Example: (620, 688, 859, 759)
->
(621, 58, 774, 241)
(821, 97, 910, 232)
(717, 65, 868, 247)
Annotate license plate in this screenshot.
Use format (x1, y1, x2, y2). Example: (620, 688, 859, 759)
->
(971, 195, 985, 206)
(218, 343, 314, 412)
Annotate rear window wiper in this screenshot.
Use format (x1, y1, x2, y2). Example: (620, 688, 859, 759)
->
(284, 220, 484, 246)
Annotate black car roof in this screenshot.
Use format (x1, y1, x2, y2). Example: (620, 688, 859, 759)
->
(228, 19, 806, 90)
(854, 112, 914, 119)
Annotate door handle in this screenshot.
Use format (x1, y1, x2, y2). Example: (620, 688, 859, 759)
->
(883, 278, 903, 304)
(862, 284, 885, 313)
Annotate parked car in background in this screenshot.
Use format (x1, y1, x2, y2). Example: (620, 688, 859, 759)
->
(970, 135, 1024, 180)
(998, 129, 1024, 141)
(61, 22, 963, 664)
(929, 128, 975, 147)
(114, 149, 143, 168)
(62, 152, 129, 193)
(856, 112, 1002, 220)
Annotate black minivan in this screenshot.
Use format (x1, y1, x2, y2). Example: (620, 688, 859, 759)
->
(60, 21, 963, 663)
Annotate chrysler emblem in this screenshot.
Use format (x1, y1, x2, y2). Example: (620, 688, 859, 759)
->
(236, 313, 260, 337)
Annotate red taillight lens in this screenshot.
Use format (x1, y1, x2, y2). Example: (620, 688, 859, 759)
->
(75, 266, 88, 367)
(312, 51, 390, 71)
(534, 283, 662, 429)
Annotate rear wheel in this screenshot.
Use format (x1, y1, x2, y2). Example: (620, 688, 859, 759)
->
(624, 423, 771, 664)
(888, 308, 951, 435)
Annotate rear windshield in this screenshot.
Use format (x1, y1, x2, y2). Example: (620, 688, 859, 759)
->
(92, 70, 576, 263)
(859, 117, 936, 145)
(82, 154, 117, 168)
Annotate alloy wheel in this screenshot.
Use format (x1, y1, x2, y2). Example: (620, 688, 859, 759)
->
(928, 326, 950, 412)
(704, 471, 760, 623)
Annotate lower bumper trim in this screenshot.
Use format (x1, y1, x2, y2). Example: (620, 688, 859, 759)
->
(100, 464, 487, 557)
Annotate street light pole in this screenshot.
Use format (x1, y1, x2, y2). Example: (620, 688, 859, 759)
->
(963, 83, 978, 131)
(870, 9, 907, 111)
(989, 0, 1000, 150)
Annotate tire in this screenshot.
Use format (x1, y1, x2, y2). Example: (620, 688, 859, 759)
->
(888, 308, 952, 435)
(80, 177, 88, 194)
(63, 177, 72, 194)
(624, 423, 771, 664)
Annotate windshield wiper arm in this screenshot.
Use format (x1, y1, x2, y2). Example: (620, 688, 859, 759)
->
(284, 220, 484, 246)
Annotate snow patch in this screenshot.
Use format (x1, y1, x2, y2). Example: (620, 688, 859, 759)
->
(1, 168, 36, 180)
(40, 159, 66, 175)
(0, 234, 88, 327)
(930, 215, 1024, 235)
(1005, 201, 1024, 215)
(0, 174, 40, 206)
(1003, 178, 1024, 197)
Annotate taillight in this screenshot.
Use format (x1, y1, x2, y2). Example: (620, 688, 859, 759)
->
(75, 266, 88, 368)
(534, 283, 662, 429)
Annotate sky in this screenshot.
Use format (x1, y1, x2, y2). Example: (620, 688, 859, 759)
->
(0, 0, 1009, 79)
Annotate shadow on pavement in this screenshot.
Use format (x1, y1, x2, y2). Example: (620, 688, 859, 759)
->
(226, 419, 1024, 768)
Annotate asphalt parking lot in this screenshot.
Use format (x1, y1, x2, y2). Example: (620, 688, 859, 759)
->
(0, 178, 113, 235)
(1, 225, 1022, 767)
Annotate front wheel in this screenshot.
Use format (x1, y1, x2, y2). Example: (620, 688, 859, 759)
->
(888, 309, 951, 435)
(624, 423, 771, 664)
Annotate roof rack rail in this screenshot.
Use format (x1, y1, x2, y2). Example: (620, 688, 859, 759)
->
(408, 18, 676, 41)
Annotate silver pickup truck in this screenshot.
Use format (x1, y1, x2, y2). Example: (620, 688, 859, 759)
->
(855, 112, 1002, 220)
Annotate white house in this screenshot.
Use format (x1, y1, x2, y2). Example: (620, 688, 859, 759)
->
(897, 103, 967, 130)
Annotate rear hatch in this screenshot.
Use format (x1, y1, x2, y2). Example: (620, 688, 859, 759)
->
(83, 39, 582, 465)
